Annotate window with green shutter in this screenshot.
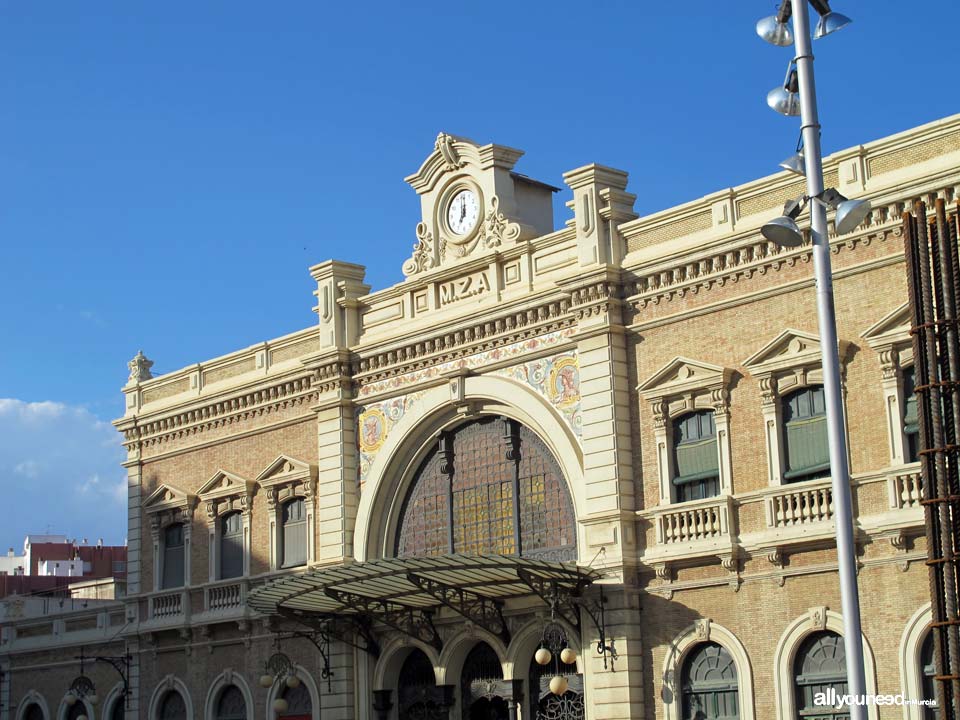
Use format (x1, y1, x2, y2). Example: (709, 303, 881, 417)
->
(681, 642, 740, 719)
(161, 523, 185, 589)
(673, 410, 720, 502)
(220, 511, 244, 580)
(282, 498, 307, 568)
(782, 386, 830, 483)
(903, 365, 920, 464)
(793, 632, 849, 720)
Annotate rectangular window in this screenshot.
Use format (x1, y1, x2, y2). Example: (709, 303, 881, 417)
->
(903, 365, 920, 464)
(783, 387, 830, 483)
(220, 513, 244, 579)
(112, 561, 126, 574)
(161, 524, 185, 589)
(673, 411, 720, 502)
(282, 499, 307, 568)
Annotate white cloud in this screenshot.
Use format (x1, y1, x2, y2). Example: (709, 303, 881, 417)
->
(13, 460, 40, 478)
(0, 399, 126, 545)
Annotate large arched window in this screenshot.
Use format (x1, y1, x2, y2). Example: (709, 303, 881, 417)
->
(920, 631, 940, 719)
(215, 685, 246, 720)
(672, 411, 720, 502)
(782, 386, 830, 483)
(109, 695, 126, 720)
(161, 523, 186, 589)
(793, 631, 847, 719)
(24, 705, 45, 720)
(66, 704, 88, 720)
(395, 416, 575, 560)
(219, 512, 244, 579)
(281, 498, 307, 568)
(680, 642, 739, 719)
(157, 690, 187, 720)
(279, 683, 312, 720)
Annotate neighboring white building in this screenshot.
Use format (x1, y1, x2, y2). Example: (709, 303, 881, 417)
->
(0, 550, 25, 577)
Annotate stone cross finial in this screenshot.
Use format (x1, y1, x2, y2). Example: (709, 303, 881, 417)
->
(127, 350, 154, 384)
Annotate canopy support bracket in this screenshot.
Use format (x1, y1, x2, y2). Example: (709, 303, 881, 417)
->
(324, 588, 443, 652)
(406, 572, 511, 645)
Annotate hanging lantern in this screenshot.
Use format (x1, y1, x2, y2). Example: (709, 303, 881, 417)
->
(285, 675, 301, 689)
(534, 647, 552, 666)
(549, 676, 568, 696)
(273, 698, 289, 712)
(559, 647, 577, 665)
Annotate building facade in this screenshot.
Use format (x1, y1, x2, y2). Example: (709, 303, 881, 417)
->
(2, 115, 959, 720)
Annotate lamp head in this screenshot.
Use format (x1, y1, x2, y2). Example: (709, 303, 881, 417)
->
(815, 11, 852, 38)
(835, 198, 871, 234)
(756, 15, 793, 46)
(761, 198, 805, 248)
(779, 152, 805, 176)
(767, 69, 801, 117)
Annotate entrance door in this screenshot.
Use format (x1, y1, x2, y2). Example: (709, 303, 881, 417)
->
(461, 643, 509, 720)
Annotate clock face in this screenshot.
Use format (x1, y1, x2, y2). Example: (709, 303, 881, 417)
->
(447, 189, 480, 235)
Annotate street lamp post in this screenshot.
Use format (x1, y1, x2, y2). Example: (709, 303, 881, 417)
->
(757, 1, 870, 715)
(789, 1, 868, 712)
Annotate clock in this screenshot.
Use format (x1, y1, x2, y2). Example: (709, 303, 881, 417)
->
(446, 189, 480, 235)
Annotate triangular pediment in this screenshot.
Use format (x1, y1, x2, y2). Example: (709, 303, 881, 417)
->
(256, 455, 313, 487)
(638, 357, 731, 397)
(743, 328, 851, 376)
(197, 469, 255, 500)
(862, 303, 911, 348)
(143, 483, 195, 514)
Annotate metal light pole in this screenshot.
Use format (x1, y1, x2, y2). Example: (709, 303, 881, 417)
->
(789, 0, 868, 711)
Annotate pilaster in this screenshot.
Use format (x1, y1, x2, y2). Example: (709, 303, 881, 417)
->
(559, 268, 635, 566)
(563, 164, 637, 268)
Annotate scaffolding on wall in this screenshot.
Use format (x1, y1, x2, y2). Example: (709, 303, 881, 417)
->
(904, 198, 960, 718)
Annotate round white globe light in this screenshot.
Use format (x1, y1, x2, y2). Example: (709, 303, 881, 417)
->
(534, 648, 552, 666)
(273, 698, 289, 712)
(285, 675, 301, 689)
(88, 694, 99, 706)
(260, 674, 275, 688)
(65, 694, 78, 707)
(549, 676, 568, 696)
(559, 647, 577, 665)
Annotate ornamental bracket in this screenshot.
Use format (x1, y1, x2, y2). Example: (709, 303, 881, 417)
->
(406, 572, 511, 645)
(323, 588, 442, 652)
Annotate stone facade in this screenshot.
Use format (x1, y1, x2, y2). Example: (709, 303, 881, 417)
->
(2, 116, 959, 720)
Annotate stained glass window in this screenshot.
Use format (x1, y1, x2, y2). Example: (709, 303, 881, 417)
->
(395, 416, 575, 561)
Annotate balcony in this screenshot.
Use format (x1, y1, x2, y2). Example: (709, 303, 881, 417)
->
(640, 494, 737, 567)
(765, 480, 834, 529)
(196, 578, 250, 623)
(142, 589, 188, 629)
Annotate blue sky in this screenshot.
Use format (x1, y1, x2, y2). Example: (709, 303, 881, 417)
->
(1, 1, 957, 546)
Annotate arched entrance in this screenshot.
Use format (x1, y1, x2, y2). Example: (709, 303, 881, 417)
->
(460, 643, 509, 720)
(398, 649, 448, 720)
(527, 637, 583, 720)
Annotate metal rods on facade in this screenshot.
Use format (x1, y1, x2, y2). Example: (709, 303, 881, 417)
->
(904, 198, 960, 717)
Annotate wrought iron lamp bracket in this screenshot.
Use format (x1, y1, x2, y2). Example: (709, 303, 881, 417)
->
(70, 649, 134, 709)
(573, 587, 615, 671)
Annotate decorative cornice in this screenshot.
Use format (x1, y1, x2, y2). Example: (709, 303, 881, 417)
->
(354, 296, 574, 385)
(119, 375, 317, 450)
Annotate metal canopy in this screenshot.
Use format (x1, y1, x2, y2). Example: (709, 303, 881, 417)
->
(248, 554, 598, 653)
(250, 554, 596, 615)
